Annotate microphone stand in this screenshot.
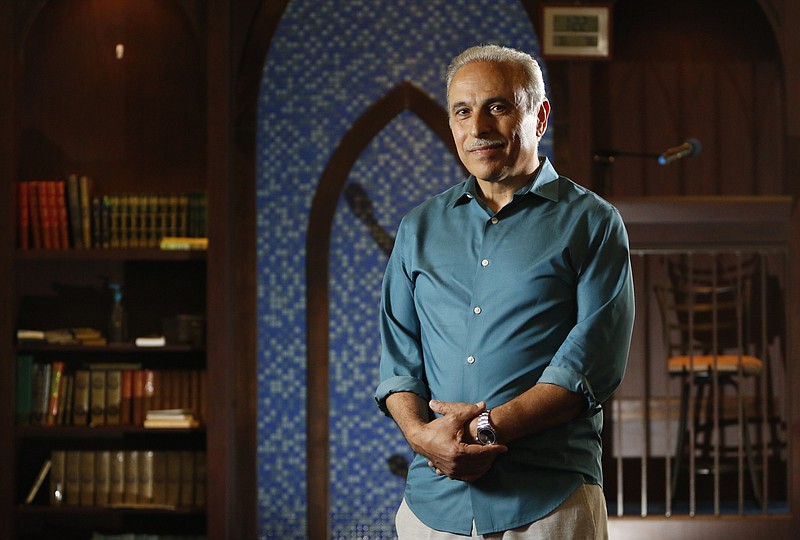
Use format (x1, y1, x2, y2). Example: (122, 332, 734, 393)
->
(592, 149, 660, 198)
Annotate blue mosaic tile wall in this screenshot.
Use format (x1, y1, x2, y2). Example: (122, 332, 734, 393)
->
(256, 1, 549, 537)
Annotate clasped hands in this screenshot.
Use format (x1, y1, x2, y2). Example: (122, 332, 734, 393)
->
(417, 399, 508, 482)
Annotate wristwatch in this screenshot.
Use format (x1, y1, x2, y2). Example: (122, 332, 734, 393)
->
(476, 410, 497, 445)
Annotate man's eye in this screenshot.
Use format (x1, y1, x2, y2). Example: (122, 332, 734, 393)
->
(490, 104, 507, 113)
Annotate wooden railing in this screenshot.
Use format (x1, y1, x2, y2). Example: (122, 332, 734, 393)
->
(604, 197, 797, 539)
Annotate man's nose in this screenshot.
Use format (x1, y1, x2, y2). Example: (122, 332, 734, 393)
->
(469, 110, 492, 137)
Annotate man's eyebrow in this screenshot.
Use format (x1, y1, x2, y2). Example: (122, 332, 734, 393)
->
(450, 96, 512, 111)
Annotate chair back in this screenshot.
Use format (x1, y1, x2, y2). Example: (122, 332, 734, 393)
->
(654, 278, 753, 358)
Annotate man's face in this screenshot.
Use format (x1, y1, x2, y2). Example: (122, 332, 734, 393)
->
(448, 61, 548, 184)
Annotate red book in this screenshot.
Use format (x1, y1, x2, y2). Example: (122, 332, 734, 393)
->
(54, 180, 70, 249)
(17, 182, 30, 249)
(120, 370, 134, 425)
(38, 181, 54, 249)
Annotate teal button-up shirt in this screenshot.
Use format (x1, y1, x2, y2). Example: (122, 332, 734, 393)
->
(375, 158, 634, 535)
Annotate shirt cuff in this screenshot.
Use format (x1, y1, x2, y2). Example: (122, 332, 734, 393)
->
(374, 376, 431, 416)
(538, 365, 601, 417)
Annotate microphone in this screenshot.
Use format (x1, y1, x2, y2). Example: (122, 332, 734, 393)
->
(658, 138, 702, 165)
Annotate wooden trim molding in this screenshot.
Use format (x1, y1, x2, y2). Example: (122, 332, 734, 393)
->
(305, 81, 455, 539)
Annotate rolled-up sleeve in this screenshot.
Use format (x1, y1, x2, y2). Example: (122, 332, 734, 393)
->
(375, 221, 430, 416)
(539, 206, 635, 416)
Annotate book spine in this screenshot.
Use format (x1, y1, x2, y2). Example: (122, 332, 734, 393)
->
(123, 450, 139, 504)
(31, 362, 51, 425)
(64, 451, 81, 505)
(138, 449, 154, 503)
(109, 451, 125, 505)
(50, 450, 66, 505)
(72, 370, 90, 426)
(78, 450, 95, 506)
(46, 361, 66, 425)
(120, 369, 133, 425)
(105, 370, 122, 425)
(79, 175, 93, 249)
(89, 369, 107, 426)
(94, 450, 111, 507)
(108, 195, 120, 249)
(151, 451, 167, 505)
(55, 180, 69, 249)
(179, 450, 195, 507)
(194, 450, 206, 508)
(165, 450, 181, 506)
(59, 374, 74, 425)
(66, 174, 83, 248)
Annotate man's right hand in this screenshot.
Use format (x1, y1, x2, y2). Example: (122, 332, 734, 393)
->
(386, 394, 507, 482)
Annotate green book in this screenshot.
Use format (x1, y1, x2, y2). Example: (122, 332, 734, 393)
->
(15, 355, 34, 424)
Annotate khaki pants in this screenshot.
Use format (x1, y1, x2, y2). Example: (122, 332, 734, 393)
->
(395, 484, 609, 539)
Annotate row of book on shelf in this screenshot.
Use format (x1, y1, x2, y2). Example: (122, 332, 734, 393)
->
(16, 357, 206, 428)
(25, 449, 206, 509)
(16, 175, 208, 250)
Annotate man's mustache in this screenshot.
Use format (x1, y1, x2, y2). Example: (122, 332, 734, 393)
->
(467, 139, 504, 151)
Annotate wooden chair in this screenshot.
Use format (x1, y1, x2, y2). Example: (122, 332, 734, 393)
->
(654, 278, 763, 505)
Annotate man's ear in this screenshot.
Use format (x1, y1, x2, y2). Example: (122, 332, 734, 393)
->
(536, 99, 551, 137)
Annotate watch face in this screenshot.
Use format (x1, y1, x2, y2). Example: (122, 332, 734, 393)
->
(478, 428, 496, 445)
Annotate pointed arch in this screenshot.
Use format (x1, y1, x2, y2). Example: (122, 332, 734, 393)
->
(305, 81, 455, 537)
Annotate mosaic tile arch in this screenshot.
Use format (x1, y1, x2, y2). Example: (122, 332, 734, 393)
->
(256, 1, 550, 537)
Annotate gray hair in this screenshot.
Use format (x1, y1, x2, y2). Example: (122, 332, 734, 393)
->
(445, 44, 546, 113)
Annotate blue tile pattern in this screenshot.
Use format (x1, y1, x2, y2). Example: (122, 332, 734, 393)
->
(256, 1, 549, 537)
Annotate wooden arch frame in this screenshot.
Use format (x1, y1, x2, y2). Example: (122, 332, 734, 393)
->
(305, 81, 457, 538)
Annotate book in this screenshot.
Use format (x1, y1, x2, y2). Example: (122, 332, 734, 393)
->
(72, 370, 90, 426)
(138, 450, 154, 503)
(151, 451, 167, 505)
(66, 174, 83, 248)
(165, 451, 181, 506)
(15, 355, 34, 425)
(58, 374, 74, 425)
(24, 459, 52, 504)
(109, 451, 125, 505)
(134, 335, 166, 347)
(64, 451, 81, 505)
(54, 180, 69, 249)
(159, 236, 208, 251)
(105, 370, 122, 425)
(50, 450, 66, 505)
(31, 362, 51, 424)
(194, 451, 206, 507)
(89, 369, 107, 426)
(79, 175, 93, 250)
(123, 451, 139, 504)
(179, 450, 195, 507)
(95, 450, 111, 506)
(120, 370, 134, 425)
(46, 361, 66, 425)
(79, 451, 95, 506)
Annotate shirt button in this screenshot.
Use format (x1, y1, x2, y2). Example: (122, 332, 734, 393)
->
(491, 217, 499, 224)
(473, 306, 482, 315)
(481, 259, 489, 267)
(467, 356, 476, 364)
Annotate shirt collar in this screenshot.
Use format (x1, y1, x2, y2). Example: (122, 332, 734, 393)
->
(452, 156, 560, 207)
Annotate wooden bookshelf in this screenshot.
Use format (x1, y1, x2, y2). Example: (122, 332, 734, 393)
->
(0, 2, 245, 539)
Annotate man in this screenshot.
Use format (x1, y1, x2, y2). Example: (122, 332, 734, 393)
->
(375, 44, 634, 538)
